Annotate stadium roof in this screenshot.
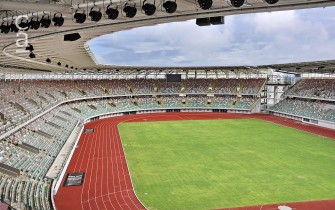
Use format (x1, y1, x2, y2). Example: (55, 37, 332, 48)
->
(262, 60, 335, 74)
(0, 0, 335, 74)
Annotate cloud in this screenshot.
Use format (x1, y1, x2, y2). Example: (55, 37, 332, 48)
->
(89, 6, 335, 67)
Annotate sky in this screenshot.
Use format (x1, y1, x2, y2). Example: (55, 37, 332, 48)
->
(88, 6, 335, 67)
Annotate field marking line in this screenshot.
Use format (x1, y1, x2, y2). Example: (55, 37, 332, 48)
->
(104, 119, 116, 209)
(81, 189, 134, 203)
(80, 121, 104, 210)
(110, 120, 127, 209)
(94, 121, 108, 210)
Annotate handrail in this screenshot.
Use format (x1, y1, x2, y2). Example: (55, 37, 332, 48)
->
(284, 94, 335, 103)
(268, 110, 335, 129)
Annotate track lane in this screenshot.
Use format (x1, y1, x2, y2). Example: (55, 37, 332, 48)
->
(55, 113, 335, 210)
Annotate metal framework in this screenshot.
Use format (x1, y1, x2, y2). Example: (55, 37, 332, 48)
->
(0, 0, 335, 75)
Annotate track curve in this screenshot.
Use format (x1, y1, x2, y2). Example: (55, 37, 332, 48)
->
(54, 113, 335, 210)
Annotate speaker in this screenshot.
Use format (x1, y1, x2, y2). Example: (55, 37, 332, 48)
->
(196, 18, 210, 26)
(64, 33, 81, 41)
(210, 16, 224, 25)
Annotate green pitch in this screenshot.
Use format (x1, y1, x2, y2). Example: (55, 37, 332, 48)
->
(118, 119, 335, 209)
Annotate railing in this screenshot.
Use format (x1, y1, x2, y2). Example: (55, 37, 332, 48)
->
(284, 94, 335, 103)
(268, 110, 335, 130)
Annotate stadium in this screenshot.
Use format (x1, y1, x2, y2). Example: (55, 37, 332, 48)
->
(0, 0, 335, 210)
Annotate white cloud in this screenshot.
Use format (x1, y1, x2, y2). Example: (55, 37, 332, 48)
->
(89, 6, 335, 66)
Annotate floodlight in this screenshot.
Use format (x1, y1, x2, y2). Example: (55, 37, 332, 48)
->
(52, 13, 64, 26)
(142, 0, 156, 16)
(197, 0, 212, 10)
(29, 16, 40, 30)
(123, 2, 137, 18)
(19, 19, 30, 31)
(74, 10, 86, 23)
(40, 14, 51, 28)
(25, 44, 34, 52)
(230, 0, 245, 7)
(89, 6, 102, 22)
(264, 0, 278, 4)
(29, 52, 36, 58)
(9, 21, 19, 32)
(163, 0, 177, 13)
(0, 22, 10, 34)
(106, 4, 119, 19)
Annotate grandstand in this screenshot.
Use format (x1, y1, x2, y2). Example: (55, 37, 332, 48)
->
(0, 0, 335, 210)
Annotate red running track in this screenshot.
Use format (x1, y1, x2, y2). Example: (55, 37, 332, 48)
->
(54, 113, 335, 210)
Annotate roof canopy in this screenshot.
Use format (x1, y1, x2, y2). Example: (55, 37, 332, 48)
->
(1, 0, 335, 74)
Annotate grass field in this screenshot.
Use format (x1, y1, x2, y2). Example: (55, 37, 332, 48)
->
(118, 119, 335, 210)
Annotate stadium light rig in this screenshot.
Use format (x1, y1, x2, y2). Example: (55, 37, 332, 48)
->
(29, 52, 36, 58)
(52, 13, 64, 26)
(29, 14, 40, 30)
(163, 0, 177, 13)
(9, 20, 19, 32)
(229, 0, 245, 7)
(196, 0, 213, 10)
(123, 2, 137, 18)
(264, 0, 279, 4)
(18, 18, 30, 31)
(106, 3, 119, 20)
(40, 14, 51, 28)
(25, 44, 34, 52)
(89, 4, 102, 22)
(74, 10, 87, 23)
(0, 22, 10, 34)
(142, 0, 156, 16)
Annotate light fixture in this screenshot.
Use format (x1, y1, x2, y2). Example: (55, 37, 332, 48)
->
(106, 4, 119, 20)
(52, 13, 64, 26)
(264, 0, 278, 4)
(19, 19, 30, 31)
(230, 0, 245, 7)
(74, 10, 86, 23)
(25, 44, 34, 52)
(89, 6, 102, 22)
(29, 52, 36, 58)
(0, 22, 10, 34)
(123, 2, 137, 18)
(29, 15, 40, 30)
(163, 0, 177, 13)
(197, 0, 212, 10)
(142, 0, 156, 16)
(9, 20, 19, 32)
(40, 14, 51, 28)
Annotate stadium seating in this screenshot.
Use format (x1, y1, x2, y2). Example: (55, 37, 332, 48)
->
(1, 77, 334, 209)
(284, 79, 335, 100)
(268, 98, 335, 122)
(0, 78, 265, 135)
(0, 78, 265, 209)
